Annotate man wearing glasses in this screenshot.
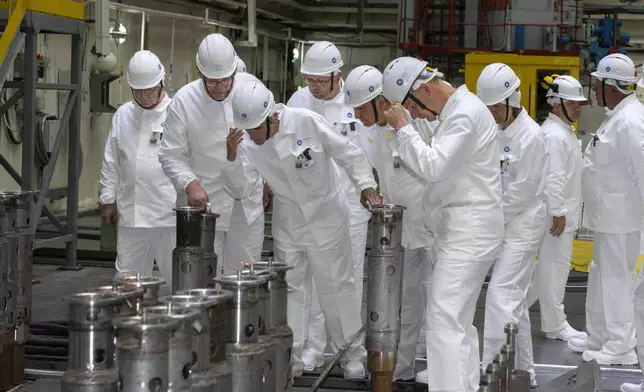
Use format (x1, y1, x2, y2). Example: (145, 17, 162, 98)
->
(286, 41, 371, 379)
(159, 34, 265, 276)
(99, 50, 176, 282)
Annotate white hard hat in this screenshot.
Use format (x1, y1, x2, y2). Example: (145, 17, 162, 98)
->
(344, 65, 383, 108)
(301, 41, 343, 76)
(475, 63, 521, 107)
(127, 50, 165, 90)
(382, 57, 443, 104)
(236, 56, 247, 73)
(636, 78, 644, 105)
(196, 34, 238, 79)
(232, 80, 275, 129)
(591, 53, 637, 84)
(542, 74, 587, 104)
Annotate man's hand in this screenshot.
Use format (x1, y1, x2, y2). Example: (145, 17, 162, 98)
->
(550, 215, 566, 237)
(360, 188, 383, 209)
(383, 103, 409, 131)
(263, 183, 274, 212)
(101, 203, 117, 226)
(226, 128, 245, 161)
(186, 180, 209, 208)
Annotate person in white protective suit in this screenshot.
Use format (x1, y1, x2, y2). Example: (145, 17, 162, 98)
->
(524, 74, 588, 349)
(381, 57, 504, 390)
(286, 41, 372, 374)
(344, 65, 435, 381)
(221, 80, 381, 379)
(476, 63, 548, 387)
(99, 50, 176, 281)
(158, 34, 266, 276)
(621, 83, 644, 392)
(574, 53, 644, 367)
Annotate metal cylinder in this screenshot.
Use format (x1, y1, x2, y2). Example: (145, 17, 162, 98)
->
(493, 353, 508, 392)
(61, 286, 144, 392)
(171, 289, 234, 392)
(115, 275, 166, 307)
(173, 207, 205, 293)
(509, 369, 531, 392)
(142, 305, 200, 392)
(252, 260, 294, 392)
(91, 283, 146, 316)
(365, 204, 405, 392)
(501, 343, 515, 392)
(479, 373, 498, 391)
(114, 314, 181, 392)
(214, 271, 265, 392)
(201, 212, 219, 287)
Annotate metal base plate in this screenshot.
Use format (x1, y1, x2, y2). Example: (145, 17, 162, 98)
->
(292, 366, 419, 391)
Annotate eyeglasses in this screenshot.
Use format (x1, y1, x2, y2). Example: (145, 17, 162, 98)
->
(305, 76, 332, 87)
(134, 85, 161, 94)
(203, 76, 234, 87)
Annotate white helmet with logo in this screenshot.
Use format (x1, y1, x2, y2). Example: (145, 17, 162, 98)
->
(236, 56, 247, 73)
(542, 74, 587, 105)
(344, 65, 383, 108)
(232, 81, 275, 129)
(382, 57, 443, 104)
(476, 63, 521, 107)
(591, 53, 637, 84)
(127, 50, 165, 90)
(196, 34, 238, 79)
(301, 41, 343, 76)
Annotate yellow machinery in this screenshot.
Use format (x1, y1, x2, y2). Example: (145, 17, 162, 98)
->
(464, 52, 580, 121)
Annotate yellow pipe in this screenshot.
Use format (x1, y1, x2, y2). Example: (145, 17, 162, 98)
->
(0, 0, 25, 65)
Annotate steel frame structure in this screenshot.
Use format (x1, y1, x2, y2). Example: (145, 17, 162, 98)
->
(0, 9, 84, 270)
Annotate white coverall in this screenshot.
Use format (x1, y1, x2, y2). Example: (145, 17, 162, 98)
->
(220, 104, 378, 367)
(356, 117, 435, 381)
(99, 95, 176, 281)
(482, 109, 548, 381)
(526, 113, 583, 333)
(581, 94, 644, 357)
(397, 85, 504, 391)
(287, 84, 371, 357)
(158, 73, 265, 275)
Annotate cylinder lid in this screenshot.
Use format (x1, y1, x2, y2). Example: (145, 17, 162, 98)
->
(115, 275, 166, 289)
(241, 268, 277, 283)
(368, 204, 406, 214)
(161, 290, 233, 308)
(254, 260, 293, 273)
(0, 192, 18, 203)
(214, 270, 263, 287)
(90, 283, 145, 300)
(174, 206, 205, 214)
(202, 211, 220, 219)
(142, 305, 199, 321)
(113, 314, 181, 332)
(64, 290, 131, 306)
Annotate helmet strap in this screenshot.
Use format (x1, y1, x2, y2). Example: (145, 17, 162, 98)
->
(560, 100, 574, 123)
(132, 82, 164, 110)
(404, 92, 438, 118)
(370, 98, 379, 124)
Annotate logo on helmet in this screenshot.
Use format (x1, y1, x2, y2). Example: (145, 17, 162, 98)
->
(346, 91, 351, 96)
(241, 113, 248, 119)
(368, 86, 374, 92)
(347, 113, 353, 118)
(606, 66, 611, 72)
(332, 58, 337, 64)
(504, 146, 510, 152)
(578, 87, 582, 94)
(158, 64, 162, 70)
(297, 140, 303, 145)
(397, 79, 403, 86)
(504, 81, 510, 88)
(263, 101, 268, 108)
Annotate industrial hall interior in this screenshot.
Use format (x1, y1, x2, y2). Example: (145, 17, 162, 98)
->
(4, 0, 644, 391)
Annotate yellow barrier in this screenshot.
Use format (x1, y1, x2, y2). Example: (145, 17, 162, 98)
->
(0, 0, 84, 20)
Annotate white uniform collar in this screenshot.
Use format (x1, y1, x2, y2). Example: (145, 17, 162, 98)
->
(439, 85, 469, 119)
(546, 112, 575, 133)
(501, 108, 528, 139)
(606, 93, 636, 117)
(136, 93, 171, 113)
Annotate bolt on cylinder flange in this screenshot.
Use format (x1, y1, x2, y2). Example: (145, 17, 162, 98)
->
(115, 275, 166, 308)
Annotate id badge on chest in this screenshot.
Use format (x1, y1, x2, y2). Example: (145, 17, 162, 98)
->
(295, 148, 315, 169)
(149, 131, 163, 145)
(392, 152, 401, 169)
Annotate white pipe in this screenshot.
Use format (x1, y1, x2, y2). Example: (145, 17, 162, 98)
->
(95, 0, 111, 55)
(140, 11, 146, 51)
(247, 0, 257, 46)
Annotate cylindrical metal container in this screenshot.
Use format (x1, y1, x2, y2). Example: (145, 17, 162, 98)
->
(501, 343, 515, 392)
(493, 353, 508, 392)
(253, 260, 294, 392)
(161, 290, 233, 392)
(115, 275, 166, 308)
(61, 286, 144, 392)
(0, 193, 17, 391)
(172, 207, 205, 293)
(365, 204, 405, 392)
(200, 212, 219, 287)
(142, 305, 200, 392)
(114, 314, 181, 392)
(509, 369, 531, 392)
(479, 373, 498, 391)
(214, 271, 265, 392)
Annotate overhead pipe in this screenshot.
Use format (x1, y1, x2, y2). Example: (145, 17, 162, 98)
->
(248, 0, 258, 46)
(208, 0, 398, 14)
(140, 11, 146, 51)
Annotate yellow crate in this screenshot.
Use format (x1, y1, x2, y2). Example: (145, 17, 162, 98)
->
(0, 0, 84, 20)
(569, 239, 644, 275)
